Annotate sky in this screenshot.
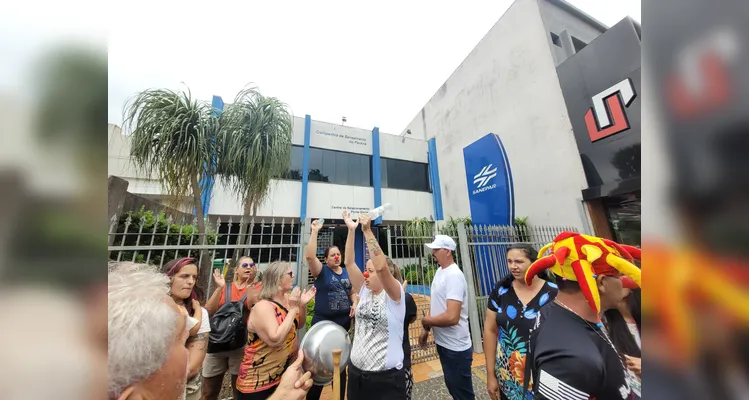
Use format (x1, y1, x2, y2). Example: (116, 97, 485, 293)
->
(2, 0, 640, 136)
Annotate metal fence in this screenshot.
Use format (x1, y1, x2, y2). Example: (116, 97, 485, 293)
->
(108, 210, 303, 296)
(381, 223, 466, 364)
(460, 224, 578, 339)
(107, 209, 575, 365)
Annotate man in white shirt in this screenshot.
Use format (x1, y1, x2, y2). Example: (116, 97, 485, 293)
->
(419, 235, 476, 400)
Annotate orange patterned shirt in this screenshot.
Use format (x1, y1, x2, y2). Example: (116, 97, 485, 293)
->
(235, 300, 299, 394)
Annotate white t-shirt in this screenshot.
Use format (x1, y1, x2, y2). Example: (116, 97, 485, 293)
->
(350, 285, 406, 371)
(186, 307, 211, 335)
(429, 263, 471, 351)
(197, 307, 211, 335)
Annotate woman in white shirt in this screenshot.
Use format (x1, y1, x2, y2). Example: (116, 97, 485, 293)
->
(342, 212, 407, 400)
(162, 257, 211, 400)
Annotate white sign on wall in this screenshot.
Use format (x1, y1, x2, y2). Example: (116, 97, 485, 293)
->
(315, 130, 368, 146)
(330, 205, 370, 218)
(309, 120, 372, 155)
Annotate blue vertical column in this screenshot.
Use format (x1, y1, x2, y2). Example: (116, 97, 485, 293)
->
(297, 116, 312, 272)
(371, 127, 383, 225)
(299, 115, 312, 222)
(198, 95, 224, 216)
(427, 138, 444, 220)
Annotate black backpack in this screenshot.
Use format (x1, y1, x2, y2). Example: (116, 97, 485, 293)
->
(208, 283, 248, 351)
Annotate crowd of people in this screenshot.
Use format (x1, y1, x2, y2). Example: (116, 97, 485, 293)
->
(108, 211, 641, 400)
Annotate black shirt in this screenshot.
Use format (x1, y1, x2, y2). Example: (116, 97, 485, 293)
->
(530, 302, 634, 400)
(402, 293, 418, 368)
(487, 280, 557, 400)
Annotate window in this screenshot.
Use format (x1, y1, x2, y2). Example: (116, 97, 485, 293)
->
(550, 32, 562, 47)
(572, 36, 587, 52)
(281, 145, 304, 180)
(282, 145, 372, 186)
(380, 158, 430, 192)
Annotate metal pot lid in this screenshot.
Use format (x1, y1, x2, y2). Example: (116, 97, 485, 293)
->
(300, 320, 351, 386)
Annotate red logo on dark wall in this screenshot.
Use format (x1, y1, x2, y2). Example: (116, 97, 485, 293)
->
(584, 78, 637, 142)
(666, 28, 736, 119)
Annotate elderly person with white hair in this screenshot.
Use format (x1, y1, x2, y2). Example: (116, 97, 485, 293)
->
(108, 262, 315, 400)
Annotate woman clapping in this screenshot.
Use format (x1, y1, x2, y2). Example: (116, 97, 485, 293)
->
(235, 262, 316, 400)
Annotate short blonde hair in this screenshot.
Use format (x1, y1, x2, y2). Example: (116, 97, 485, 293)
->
(259, 261, 290, 300)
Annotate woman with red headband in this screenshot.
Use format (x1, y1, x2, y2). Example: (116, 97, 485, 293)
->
(161, 257, 211, 400)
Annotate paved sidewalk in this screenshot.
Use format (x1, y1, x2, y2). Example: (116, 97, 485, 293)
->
(318, 352, 489, 400)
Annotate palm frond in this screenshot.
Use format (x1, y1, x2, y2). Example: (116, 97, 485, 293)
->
(217, 86, 293, 208)
(122, 87, 218, 202)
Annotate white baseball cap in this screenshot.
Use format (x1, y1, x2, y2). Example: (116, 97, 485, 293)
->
(425, 235, 457, 251)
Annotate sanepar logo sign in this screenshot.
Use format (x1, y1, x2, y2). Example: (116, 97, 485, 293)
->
(472, 164, 497, 194)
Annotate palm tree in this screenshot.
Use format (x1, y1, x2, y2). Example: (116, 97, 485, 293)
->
(217, 86, 293, 258)
(123, 87, 218, 284)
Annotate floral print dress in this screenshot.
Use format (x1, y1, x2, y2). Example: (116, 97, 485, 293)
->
(487, 280, 558, 400)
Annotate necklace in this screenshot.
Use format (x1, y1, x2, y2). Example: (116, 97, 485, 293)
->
(554, 300, 630, 373)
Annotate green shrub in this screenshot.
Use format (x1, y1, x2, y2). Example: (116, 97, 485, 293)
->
(109, 208, 220, 266)
(305, 298, 315, 330)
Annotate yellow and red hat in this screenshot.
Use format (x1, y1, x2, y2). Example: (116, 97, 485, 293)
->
(524, 231, 642, 314)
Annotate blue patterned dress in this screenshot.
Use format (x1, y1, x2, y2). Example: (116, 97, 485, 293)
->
(487, 280, 558, 400)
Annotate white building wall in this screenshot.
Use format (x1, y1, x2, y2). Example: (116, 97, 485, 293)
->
(291, 116, 306, 146)
(379, 132, 429, 163)
(402, 0, 589, 229)
(381, 189, 434, 221)
(208, 179, 303, 218)
(309, 120, 372, 155)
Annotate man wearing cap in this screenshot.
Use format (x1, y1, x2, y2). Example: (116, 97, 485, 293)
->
(419, 235, 475, 400)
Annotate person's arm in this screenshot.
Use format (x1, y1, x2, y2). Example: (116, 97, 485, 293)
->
(305, 220, 324, 278)
(359, 214, 401, 302)
(423, 274, 465, 328)
(251, 300, 300, 348)
(406, 294, 418, 325)
(343, 211, 365, 293)
(185, 308, 210, 379)
(185, 333, 209, 379)
(349, 292, 359, 318)
(483, 285, 502, 379)
(205, 269, 227, 316)
(483, 309, 500, 399)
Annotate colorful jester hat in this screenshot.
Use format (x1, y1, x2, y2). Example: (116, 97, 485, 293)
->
(524, 231, 642, 314)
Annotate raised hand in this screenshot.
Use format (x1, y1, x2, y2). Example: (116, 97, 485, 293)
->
(288, 287, 302, 310)
(342, 210, 358, 230)
(359, 214, 372, 231)
(213, 268, 226, 288)
(300, 287, 317, 305)
(310, 219, 323, 233)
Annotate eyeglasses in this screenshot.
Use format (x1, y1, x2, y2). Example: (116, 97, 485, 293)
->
(286, 271, 294, 278)
(241, 262, 256, 269)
